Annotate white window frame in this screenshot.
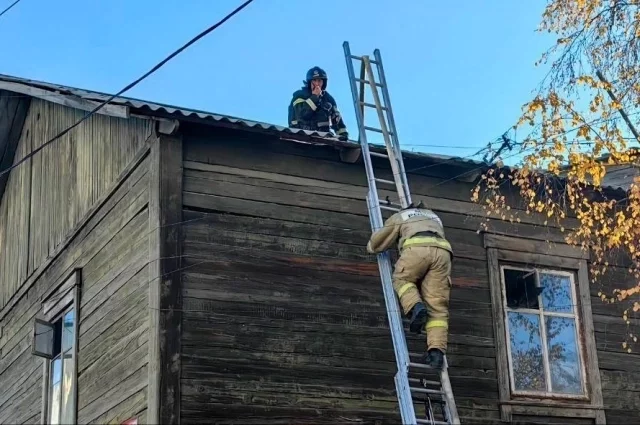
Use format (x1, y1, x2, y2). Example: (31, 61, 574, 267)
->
(500, 265, 588, 399)
(33, 269, 80, 425)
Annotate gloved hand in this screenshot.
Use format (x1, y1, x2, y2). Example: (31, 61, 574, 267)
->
(338, 132, 349, 141)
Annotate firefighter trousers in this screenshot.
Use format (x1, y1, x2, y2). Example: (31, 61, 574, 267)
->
(392, 245, 452, 352)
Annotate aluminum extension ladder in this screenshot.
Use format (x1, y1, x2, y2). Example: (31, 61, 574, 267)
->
(342, 41, 460, 425)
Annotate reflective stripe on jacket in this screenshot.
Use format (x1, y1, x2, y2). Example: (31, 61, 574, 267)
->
(366, 208, 453, 255)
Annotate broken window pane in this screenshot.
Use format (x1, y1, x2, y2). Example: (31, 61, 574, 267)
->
(546, 317, 583, 394)
(504, 268, 541, 309)
(62, 310, 75, 352)
(508, 312, 546, 392)
(540, 273, 573, 313)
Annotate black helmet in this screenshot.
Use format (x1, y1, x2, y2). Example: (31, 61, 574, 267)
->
(305, 66, 328, 89)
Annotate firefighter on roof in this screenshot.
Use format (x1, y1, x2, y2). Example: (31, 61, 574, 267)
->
(288, 66, 349, 140)
(366, 202, 453, 370)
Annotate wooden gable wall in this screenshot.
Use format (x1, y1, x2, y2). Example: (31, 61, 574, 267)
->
(0, 97, 153, 309)
(0, 145, 151, 424)
(0, 94, 157, 424)
(177, 124, 640, 425)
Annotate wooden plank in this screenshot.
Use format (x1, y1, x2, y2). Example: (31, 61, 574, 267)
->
(183, 136, 578, 228)
(0, 370, 42, 424)
(0, 141, 151, 321)
(90, 388, 147, 425)
(600, 370, 640, 392)
(79, 309, 148, 373)
(77, 364, 148, 424)
(0, 94, 31, 309)
(31, 171, 149, 315)
(79, 272, 148, 352)
(78, 341, 149, 410)
(180, 403, 401, 425)
(79, 241, 148, 328)
(183, 161, 365, 197)
(148, 134, 183, 425)
(496, 249, 582, 270)
(0, 81, 130, 118)
(78, 200, 149, 295)
(0, 94, 30, 204)
(484, 233, 589, 260)
(606, 409, 640, 424)
(486, 248, 511, 422)
(182, 210, 487, 262)
(596, 350, 640, 372)
(0, 352, 40, 409)
(577, 260, 606, 424)
(511, 413, 595, 424)
(183, 172, 571, 231)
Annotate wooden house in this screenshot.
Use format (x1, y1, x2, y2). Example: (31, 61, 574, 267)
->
(0, 74, 638, 425)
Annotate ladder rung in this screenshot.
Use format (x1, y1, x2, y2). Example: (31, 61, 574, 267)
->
(379, 199, 402, 208)
(409, 361, 433, 370)
(416, 420, 449, 425)
(364, 126, 394, 136)
(370, 151, 388, 158)
(380, 205, 400, 212)
(349, 55, 379, 65)
(374, 178, 395, 185)
(409, 378, 441, 387)
(360, 101, 388, 111)
(354, 78, 383, 87)
(410, 386, 443, 396)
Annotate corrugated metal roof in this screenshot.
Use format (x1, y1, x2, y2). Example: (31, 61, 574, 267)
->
(0, 73, 350, 139)
(0, 73, 630, 198)
(0, 73, 487, 169)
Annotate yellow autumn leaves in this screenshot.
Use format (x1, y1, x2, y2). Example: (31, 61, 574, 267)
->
(471, 0, 640, 353)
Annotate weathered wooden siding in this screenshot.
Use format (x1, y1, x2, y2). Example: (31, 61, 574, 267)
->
(591, 263, 640, 424)
(179, 127, 640, 425)
(0, 98, 153, 308)
(0, 151, 150, 424)
(179, 129, 507, 424)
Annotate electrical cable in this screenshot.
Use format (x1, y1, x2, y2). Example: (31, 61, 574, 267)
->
(0, 0, 256, 179)
(0, 0, 21, 19)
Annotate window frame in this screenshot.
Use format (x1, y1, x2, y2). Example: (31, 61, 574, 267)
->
(500, 264, 588, 399)
(34, 269, 81, 425)
(484, 233, 605, 424)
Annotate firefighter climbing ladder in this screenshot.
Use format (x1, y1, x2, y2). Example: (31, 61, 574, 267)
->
(342, 41, 460, 425)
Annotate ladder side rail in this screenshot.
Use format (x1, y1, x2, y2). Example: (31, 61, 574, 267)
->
(343, 41, 417, 425)
(361, 57, 410, 209)
(372, 49, 412, 206)
(440, 358, 460, 424)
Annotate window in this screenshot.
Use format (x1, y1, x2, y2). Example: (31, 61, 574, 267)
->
(501, 266, 586, 397)
(32, 270, 80, 425)
(484, 234, 606, 424)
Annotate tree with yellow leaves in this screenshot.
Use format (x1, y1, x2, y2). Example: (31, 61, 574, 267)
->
(471, 0, 640, 351)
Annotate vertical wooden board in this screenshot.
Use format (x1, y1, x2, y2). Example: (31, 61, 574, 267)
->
(0, 98, 153, 309)
(148, 133, 183, 425)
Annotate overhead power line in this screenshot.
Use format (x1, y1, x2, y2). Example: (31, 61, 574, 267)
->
(0, 0, 22, 18)
(0, 0, 256, 179)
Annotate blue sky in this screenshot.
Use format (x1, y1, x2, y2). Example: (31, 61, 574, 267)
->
(0, 0, 554, 162)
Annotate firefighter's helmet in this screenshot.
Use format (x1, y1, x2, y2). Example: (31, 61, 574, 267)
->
(305, 66, 328, 89)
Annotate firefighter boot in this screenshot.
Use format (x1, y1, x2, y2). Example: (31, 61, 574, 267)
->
(424, 348, 444, 370)
(408, 302, 428, 334)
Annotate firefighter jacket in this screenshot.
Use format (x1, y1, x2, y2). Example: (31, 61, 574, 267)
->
(366, 207, 453, 255)
(288, 87, 348, 139)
